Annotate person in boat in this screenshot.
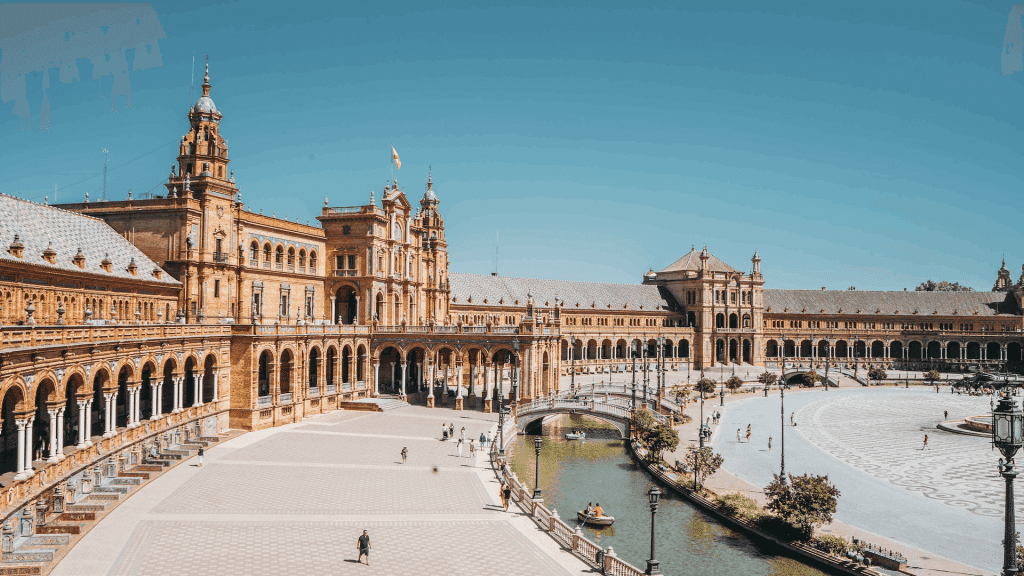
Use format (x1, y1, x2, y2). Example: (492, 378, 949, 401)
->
(593, 503, 604, 517)
(584, 502, 594, 515)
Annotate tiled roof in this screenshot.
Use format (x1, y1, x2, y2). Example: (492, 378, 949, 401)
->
(0, 194, 179, 286)
(764, 289, 1016, 317)
(659, 247, 738, 274)
(449, 272, 676, 311)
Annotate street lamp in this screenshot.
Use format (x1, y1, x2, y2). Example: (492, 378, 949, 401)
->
(570, 335, 576, 396)
(645, 486, 661, 575)
(993, 391, 1023, 576)
(631, 342, 638, 409)
(498, 406, 509, 459)
(532, 436, 543, 500)
(643, 334, 649, 408)
(780, 335, 788, 481)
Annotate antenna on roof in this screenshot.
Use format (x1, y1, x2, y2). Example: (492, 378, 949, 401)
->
(493, 230, 499, 276)
(189, 52, 195, 109)
(101, 148, 108, 201)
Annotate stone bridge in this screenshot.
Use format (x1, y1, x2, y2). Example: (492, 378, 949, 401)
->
(554, 383, 682, 414)
(515, 397, 668, 439)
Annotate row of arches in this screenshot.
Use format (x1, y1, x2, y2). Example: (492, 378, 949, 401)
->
(715, 312, 752, 329)
(561, 338, 691, 362)
(1, 289, 172, 325)
(765, 339, 1023, 362)
(0, 352, 220, 479)
(249, 241, 318, 274)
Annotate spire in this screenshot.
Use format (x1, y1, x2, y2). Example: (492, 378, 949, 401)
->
(202, 55, 211, 97)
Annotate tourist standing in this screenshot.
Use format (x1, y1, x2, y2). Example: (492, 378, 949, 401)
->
(790, 412, 795, 426)
(460, 427, 466, 442)
(469, 440, 476, 460)
(401, 446, 408, 464)
(441, 422, 447, 440)
(746, 429, 751, 443)
(943, 410, 948, 421)
(503, 483, 512, 511)
(197, 446, 204, 467)
(457, 437, 464, 458)
(357, 530, 371, 565)
(449, 423, 455, 438)
(737, 429, 741, 443)
(768, 437, 772, 451)
(922, 434, 929, 450)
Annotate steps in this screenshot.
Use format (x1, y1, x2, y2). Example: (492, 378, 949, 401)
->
(338, 397, 408, 412)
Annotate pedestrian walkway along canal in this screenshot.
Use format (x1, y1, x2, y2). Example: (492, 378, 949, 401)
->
(508, 414, 829, 576)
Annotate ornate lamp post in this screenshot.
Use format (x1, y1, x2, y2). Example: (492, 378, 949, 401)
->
(720, 369, 725, 406)
(631, 342, 638, 409)
(780, 334, 788, 480)
(642, 334, 649, 409)
(993, 391, 1023, 576)
(570, 334, 576, 396)
(532, 436, 543, 500)
(645, 486, 662, 575)
(512, 337, 520, 404)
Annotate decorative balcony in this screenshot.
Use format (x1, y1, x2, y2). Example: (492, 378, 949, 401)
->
(212, 251, 229, 263)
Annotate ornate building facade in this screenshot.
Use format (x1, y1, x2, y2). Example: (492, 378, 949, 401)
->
(0, 61, 1022, 495)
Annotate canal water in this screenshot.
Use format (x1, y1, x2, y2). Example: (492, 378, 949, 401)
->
(508, 414, 829, 576)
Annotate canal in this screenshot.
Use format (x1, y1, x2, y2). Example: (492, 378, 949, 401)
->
(508, 414, 830, 576)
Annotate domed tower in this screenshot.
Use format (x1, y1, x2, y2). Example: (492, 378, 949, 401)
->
(995, 258, 1013, 291)
(165, 56, 235, 199)
(419, 174, 450, 323)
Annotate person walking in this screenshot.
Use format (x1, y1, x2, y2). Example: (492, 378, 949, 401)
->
(401, 446, 408, 464)
(768, 437, 772, 451)
(357, 530, 371, 565)
(479, 431, 486, 445)
(746, 429, 751, 443)
(469, 440, 476, 460)
(457, 437, 464, 458)
(197, 446, 204, 467)
(441, 422, 447, 441)
(790, 412, 795, 426)
(460, 427, 466, 442)
(922, 434, 929, 450)
(449, 423, 455, 438)
(503, 482, 512, 511)
(944, 410, 948, 421)
(737, 428, 741, 443)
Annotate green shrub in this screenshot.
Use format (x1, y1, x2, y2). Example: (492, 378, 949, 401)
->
(754, 515, 807, 542)
(715, 493, 763, 522)
(811, 535, 849, 556)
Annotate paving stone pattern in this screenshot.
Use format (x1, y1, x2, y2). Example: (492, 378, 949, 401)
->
(108, 520, 575, 576)
(152, 462, 489, 515)
(221, 430, 488, 464)
(796, 392, 1017, 518)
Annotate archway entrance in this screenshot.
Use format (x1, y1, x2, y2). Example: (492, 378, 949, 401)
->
(335, 286, 357, 325)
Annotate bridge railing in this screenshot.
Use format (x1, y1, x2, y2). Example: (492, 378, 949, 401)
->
(517, 397, 668, 425)
(555, 383, 682, 413)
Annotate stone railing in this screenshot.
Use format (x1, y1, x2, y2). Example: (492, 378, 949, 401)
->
(308, 387, 320, 397)
(248, 324, 370, 336)
(279, 393, 292, 403)
(257, 395, 272, 407)
(1, 323, 232, 350)
(326, 384, 336, 394)
(0, 403, 227, 530)
(517, 397, 668, 425)
(495, 454, 643, 575)
(556, 383, 681, 413)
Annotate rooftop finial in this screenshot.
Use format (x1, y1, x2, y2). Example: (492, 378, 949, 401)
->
(201, 55, 211, 97)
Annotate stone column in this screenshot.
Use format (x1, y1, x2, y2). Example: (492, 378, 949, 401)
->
(400, 361, 408, 397)
(193, 375, 203, 407)
(483, 362, 493, 413)
(455, 362, 464, 411)
(468, 365, 476, 398)
(84, 398, 94, 446)
(24, 415, 35, 477)
(151, 381, 162, 419)
(330, 296, 336, 325)
(55, 407, 65, 461)
(170, 377, 180, 413)
(102, 393, 115, 437)
(46, 408, 59, 463)
(212, 373, 219, 402)
(426, 362, 435, 408)
(76, 400, 88, 448)
(13, 417, 27, 481)
(133, 387, 142, 425)
(178, 376, 185, 411)
(373, 362, 380, 396)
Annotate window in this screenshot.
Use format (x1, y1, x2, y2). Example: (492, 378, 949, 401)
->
(342, 225, 350, 235)
(250, 242, 258, 262)
(305, 295, 314, 318)
(310, 252, 317, 273)
(276, 247, 284, 267)
(214, 279, 220, 298)
(215, 238, 223, 255)
(348, 255, 355, 270)
(299, 250, 306, 269)
(280, 292, 289, 317)
(336, 255, 345, 270)
(287, 248, 295, 268)
(252, 292, 262, 316)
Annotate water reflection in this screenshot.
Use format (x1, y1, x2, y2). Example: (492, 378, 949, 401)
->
(508, 414, 828, 576)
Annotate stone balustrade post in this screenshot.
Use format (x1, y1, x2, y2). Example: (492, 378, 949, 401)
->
(55, 407, 65, 461)
(13, 417, 27, 481)
(46, 408, 59, 463)
(24, 415, 35, 477)
(102, 392, 115, 438)
(193, 375, 203, 407)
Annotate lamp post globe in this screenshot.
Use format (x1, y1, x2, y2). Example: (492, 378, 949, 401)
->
(645, 485, 661, 575)
(993, 391, 1024, 576)
(532, 436, 543, 500)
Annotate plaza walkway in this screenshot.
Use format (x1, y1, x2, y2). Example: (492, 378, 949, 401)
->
(667, 385, 1000, 576)
(52, 405, 592, 576)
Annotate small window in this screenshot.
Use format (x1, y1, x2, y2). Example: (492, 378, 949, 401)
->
(342, 225, 351, 235)
(250, 242, 258, 261)
(214, 279, 220, 298)
(336, 255, 345, 269)
(310, 252, 317, 272)
(348, 255, 356, 270)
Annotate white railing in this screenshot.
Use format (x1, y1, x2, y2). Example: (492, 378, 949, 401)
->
(517, 397, 667, 425)
(257, 396, 272, 407)
(279, 393, 292, 403)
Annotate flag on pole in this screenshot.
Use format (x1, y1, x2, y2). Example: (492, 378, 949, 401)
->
(392, 146, 401, 169)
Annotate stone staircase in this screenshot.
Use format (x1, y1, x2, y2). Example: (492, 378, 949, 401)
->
(338, 397, 408, 412)
(0, 429, 243, 575)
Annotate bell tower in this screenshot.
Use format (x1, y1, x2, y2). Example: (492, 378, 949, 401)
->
(419, 175, 450, 323)
(165, 56, 235, 199)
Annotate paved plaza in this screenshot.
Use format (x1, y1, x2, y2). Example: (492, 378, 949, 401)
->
(710, 387, 1005, 575)
(52, 406, 592, 576)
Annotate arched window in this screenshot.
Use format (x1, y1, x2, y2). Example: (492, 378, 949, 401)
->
(309, 252, 317, 273)
(263, 244, 272, 268)
(299, 249, 306, 269)
(287, 247, 295, 268)
(276, 246, 284, 268)
(250, 242, 259, 263)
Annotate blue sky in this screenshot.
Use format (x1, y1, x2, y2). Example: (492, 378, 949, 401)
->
(2, 0, 1023, 291)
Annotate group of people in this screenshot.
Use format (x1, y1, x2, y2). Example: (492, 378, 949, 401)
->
(705, 411, 721, 426)
(582, 502, 605, 518)
(441, 423, 494, 459)
(737, 424, 752, 443)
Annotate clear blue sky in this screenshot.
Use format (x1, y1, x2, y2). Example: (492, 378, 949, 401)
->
(2, 0, 1023, 291)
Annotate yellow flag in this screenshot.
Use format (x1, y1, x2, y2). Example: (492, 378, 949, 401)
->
(392, 146, 401, 169)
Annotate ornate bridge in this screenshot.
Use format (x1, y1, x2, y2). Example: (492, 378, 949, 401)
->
(515, 396, 669, 439)
(553, 383, 682, 414)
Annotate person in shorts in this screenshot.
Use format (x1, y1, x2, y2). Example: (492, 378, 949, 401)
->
(357, 530, 371, 565)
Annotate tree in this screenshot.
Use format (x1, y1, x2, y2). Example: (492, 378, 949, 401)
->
(915, 280, 973, 292)
(725, 376, 743, 392)
(867, 367, 887, 382)
(924, 369, 941, 386)
(669, 383, 692, 406)
(764, 473, 841, 541)
(645, 424, 680, 463)
(757, 372, 778, 387)
(684, 446, 724, 489)
(696, 378, 716, 396)
(802, 371, 821, 387)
